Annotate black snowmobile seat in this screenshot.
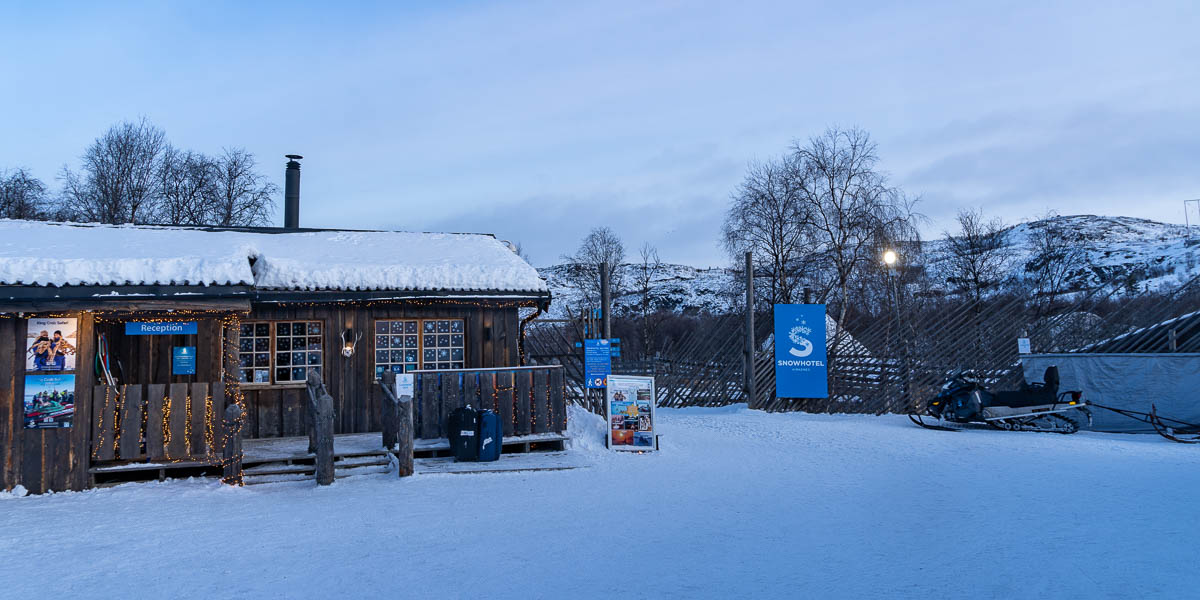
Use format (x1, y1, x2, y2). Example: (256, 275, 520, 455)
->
(995, 366, 1062, 408)
(1042, 366, 1059, 391)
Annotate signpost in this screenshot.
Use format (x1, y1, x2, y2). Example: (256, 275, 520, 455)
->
(1017, 337, 1031, 354)
(773, 304, 829, 398)
(125, 321, 198, 336)
(584, 338, 612, 388)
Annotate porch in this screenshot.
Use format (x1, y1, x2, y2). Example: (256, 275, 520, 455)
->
(86, 365, 577, 486)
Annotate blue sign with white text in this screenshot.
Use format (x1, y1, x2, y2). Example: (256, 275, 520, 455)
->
(126, 321, 198, 336)
(584, 338, 612, 388)
(172, 346, 197, 375)
(774, 304, 828, 398)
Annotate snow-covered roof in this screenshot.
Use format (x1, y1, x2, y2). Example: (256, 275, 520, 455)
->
(0, 220, 548, 295)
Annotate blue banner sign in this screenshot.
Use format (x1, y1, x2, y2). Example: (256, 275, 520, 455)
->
(125, 321, 198, 336)
(774, 304, 828, 398)
(584, 338, 612, 388)
(172, 346, 197, 375)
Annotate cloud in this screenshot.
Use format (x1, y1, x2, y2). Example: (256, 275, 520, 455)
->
(896, 105, 1200, 233)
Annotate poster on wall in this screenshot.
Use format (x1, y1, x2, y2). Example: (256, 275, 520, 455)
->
(606, 375, 657, 451)
(24, 374, 76, 429)
(26, 317, 78, 372)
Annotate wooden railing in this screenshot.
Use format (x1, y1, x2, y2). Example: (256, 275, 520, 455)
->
(411, 366, 566, 440)
(91, 382, 229, 463)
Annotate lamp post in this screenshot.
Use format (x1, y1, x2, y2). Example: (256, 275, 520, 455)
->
(883, 250, 907, 410)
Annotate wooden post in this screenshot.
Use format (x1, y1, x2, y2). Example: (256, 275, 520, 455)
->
(314, 388, 335, 486)
(380, 371, 398, 450)
(600, 260, 612, 341)
(305, 370, 328, 455)
(221, 403, 243, 486)
(306, 370, 335, 485)
(744, 251, 758, 409)
(396, 381, 414, 478)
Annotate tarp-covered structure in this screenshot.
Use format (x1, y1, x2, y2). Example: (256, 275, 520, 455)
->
(1022, 353, 1200, 433)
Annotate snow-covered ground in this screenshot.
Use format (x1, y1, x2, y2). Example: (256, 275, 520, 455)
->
(4, 405, 1199, 599)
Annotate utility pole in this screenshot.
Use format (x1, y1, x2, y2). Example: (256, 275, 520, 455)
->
(744, 252, 757, 409)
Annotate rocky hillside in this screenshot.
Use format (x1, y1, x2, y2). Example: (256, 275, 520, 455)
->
(924, 215, 1199, 292)
(539, 215, 1199, 317)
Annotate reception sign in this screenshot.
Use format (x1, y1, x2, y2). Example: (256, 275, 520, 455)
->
(774, 304, 828, 398)
(126, 321, 198, 336)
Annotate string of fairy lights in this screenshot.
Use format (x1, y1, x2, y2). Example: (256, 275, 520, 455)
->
(86, 309, 248, 483)
(45, 297, 559, 486)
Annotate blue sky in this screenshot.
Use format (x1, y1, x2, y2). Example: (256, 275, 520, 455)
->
(2, 1, 1198, 266)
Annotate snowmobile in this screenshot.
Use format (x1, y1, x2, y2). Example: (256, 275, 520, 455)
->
(910, 366, 1090, 434)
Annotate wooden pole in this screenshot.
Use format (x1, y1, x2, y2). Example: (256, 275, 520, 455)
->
(221, 403, 243, 486)
(744, 251, 757, 409)
(396, 383, 414, 478)
(305, 374, 322, 455)
(306, 370, 335, 485)
(600, 260, 612, 340)
(380, 371, 398, 450)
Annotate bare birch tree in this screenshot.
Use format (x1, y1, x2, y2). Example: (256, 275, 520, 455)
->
(942, 208, 1012, 302)
(631, 242, 668, 355)
(0, 168, 52, 220)
(721, 157, 809, 306)
(60, 118, 165, 224)
(1025, 212, 1086, 308)
(156, 145, 218, 225)
(562, 226, 626, 309)
(791, 127, 916, 335)
(210, 148, 276, 227)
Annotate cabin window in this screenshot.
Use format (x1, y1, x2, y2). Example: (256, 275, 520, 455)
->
(237, 320, 323, 385)
(374, 318, 465, 377)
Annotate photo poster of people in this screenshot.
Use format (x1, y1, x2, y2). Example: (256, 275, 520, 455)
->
(24, 374, 76, 429)
(26, 317, 78, 372)
(605, 375, 657, 451)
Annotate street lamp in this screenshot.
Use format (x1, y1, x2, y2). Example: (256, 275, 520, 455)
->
(882, 249, 898, 267)
(882, 249, 907, 409)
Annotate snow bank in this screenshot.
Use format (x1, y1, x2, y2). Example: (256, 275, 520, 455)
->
(566, 403, 608, 452)
(0, 220, 547, 293)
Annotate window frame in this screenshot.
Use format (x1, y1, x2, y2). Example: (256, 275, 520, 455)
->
(373, 318, 466, 378)
(237, 319, 325, 388)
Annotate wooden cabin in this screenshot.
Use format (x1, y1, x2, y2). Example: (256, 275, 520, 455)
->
(0, 219, 554, 493)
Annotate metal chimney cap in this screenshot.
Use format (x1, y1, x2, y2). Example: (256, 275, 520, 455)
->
(285, 154, 303, 160)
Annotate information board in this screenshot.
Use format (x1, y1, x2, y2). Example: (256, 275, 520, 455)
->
(584, 338, 612, 388)
(172, 346, 197, 375)
(606, 375, 657, 451)
(396, 373, 415, 398)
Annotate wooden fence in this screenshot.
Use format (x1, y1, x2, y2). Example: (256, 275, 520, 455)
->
(411, 366, 566, 439)
(91, 382, 229, 463)
(529, 273, 1200, 415)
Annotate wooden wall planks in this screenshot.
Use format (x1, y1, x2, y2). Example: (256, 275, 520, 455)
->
(239, 303, 523, 439)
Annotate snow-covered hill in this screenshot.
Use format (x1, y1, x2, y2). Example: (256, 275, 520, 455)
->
(539, 215, 1199, 317)
(925, 215, 1200, 293)
(538, 262, 735, 318)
